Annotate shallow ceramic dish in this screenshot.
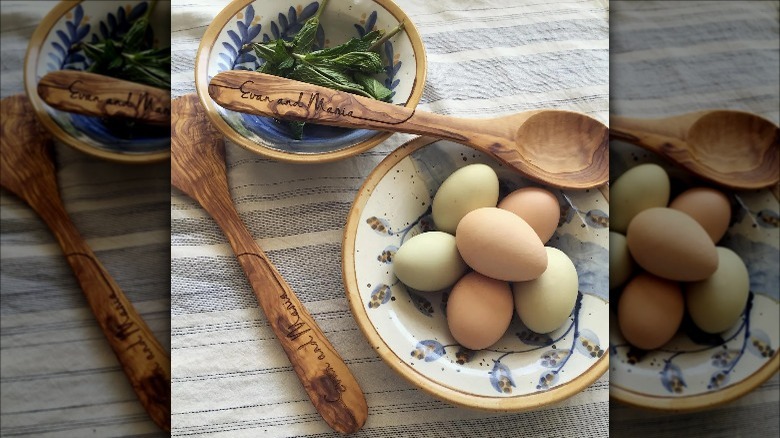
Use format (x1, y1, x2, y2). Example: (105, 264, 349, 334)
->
(609, 140, 780, 411)
(342, 137, 610, 410)
(195, 0, 426, 163)
(24, 0, 171, 163)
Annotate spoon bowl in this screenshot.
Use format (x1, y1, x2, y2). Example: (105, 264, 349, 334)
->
(208, 70, 609, 189)
(611, 110, 779, 189)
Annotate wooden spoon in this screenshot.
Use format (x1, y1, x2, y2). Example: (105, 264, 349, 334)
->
(171, 94, 367, 434)
(611, 111, 779, 189)
(207, 70, 609, 189)
(0, 94, 170, 431)
(38, 70, 170, 125)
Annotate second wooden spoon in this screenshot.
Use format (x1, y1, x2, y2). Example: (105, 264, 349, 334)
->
(171, 94, 367, 434)
(207, 70, 609, 189)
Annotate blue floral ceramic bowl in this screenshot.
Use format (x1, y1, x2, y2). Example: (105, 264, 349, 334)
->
(195, 0, 426, 163)
(24, 0, 171, 163)
(609, 139, 779, 410)
(342, 137, 610, 410)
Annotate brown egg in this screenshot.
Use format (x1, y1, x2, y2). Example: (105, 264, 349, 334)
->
(669, 187, 731, 243)
(497, 187, 560, 243)
(456, 207, 547, 282)
(447, 272, 514, 350)
(618, 272, 684, 350)
(626, 207, 718, 281)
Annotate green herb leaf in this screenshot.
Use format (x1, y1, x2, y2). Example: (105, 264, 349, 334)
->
(289, 64, 371, 97)
(328, 51, 383, 73)
(354, 73, 393, 101)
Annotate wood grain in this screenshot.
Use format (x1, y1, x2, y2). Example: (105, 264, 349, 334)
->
(0, 94, 170, 431)
(208, 70, 609, 189)
(171, 94, 368, 434)
(38, 70, 170, 124)
(611, 111, 779, 189)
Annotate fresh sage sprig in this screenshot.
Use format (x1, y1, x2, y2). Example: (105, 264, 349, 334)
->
(78, 0, 171, 90)
(242, 0, 405, 139)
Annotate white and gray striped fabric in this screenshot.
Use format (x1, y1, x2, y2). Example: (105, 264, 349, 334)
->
(609, 1, 779, 437)
(171, 1, 608, 437)
(0, 1, 171, 437)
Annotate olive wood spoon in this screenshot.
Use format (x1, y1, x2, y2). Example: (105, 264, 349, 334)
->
(0, 95, 170, 431)
(611, 111, 779, 189)
(207, 70, 608, 189)
(38, 70, 170, 125)
(170, 94, 367, 434)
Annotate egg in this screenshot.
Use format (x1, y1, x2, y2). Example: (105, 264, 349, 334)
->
(512, 247, 578, 333)
(497, 187, 560, 243)
(447, 271, 514, 350)
(669, 187, 731, 243)
(432, 163, 499, 234)
(456, 207, 547, 282)
(685, 247, 749, 333)
(610, 163, 670, 233)
(609, 232, 633, 289)
(618, 272, 684, 350)
(626, 207, 718, 281)
(393, 231, 468, 292)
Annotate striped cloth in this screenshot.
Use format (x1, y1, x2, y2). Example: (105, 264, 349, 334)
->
(609, 1, 779, 437)
(0, 1, 171, 437)
(171, 1, 608, 437)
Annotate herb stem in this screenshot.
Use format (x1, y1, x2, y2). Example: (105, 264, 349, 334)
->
(315, 0, 329, 20)
(369, 20, 405, 52)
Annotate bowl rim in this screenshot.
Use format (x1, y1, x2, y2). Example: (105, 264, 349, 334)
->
(23, 0, 171, 164)
(194, 0, 427, 164)
(610, 354, 779, 412)
(341, 135, 609, 411)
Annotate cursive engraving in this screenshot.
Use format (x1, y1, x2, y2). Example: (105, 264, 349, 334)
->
(322, 362, 347, 402)
(64, 80, 170, 118)
(237, 81, 354, 119)
(279, 291, 326, 360)
(107, 287, 155, 360)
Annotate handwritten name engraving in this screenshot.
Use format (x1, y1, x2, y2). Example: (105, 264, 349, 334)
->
(66, 80, 169, 118)
(237, 81, 355, 119)
(107, 288, 155, 360)
(322, 362, 347, 402)
(279, 291, 326, 360)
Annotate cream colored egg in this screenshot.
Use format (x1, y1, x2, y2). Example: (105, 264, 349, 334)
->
(393, 231, 468, 292)
(456, 207, 547, 282)
(609, 232, 633, 289)
(432, 164, 499, 233)
(498, 187, 560, 243)
(447, 272, 514, 350)
(686, 247, 749, 334)
(669, 187, 731, 243)
(626, 207, 718, 281)
(611, 163, 670, 233)
(512, 247, 578, 333)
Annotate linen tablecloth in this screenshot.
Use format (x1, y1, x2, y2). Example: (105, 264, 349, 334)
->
(0, 2, 171, 436)
(170, 0, 609, 436)
(609, 1, 779, 437)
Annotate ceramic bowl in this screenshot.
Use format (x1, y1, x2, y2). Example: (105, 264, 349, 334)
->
(24, 0, 171, 163)
(342, 137, 610, 410)
(195, 0, 426, 163)
(609, 140, 780, 410)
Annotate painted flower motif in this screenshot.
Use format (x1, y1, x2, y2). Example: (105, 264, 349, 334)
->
(455, 347, 474, 365)
(540, 349, 571, 368)
(377, 245, 397, 263)
(408, 290, 433, 317)
(536, 370, 559, 390)
(585, 209, 609, 228)
(366, 216, 393, 235)
(708, 370, 731, 390)
(367, 284, 392, 308)
(552, 235, 608, 301)
(411, 340, 445, 362)
(756, 209, 779, 228)
(516, 329, 553, 347)
(711, 350, 740, 368)
(661, 362, 687, 394)
(490, 361, 516, 394)
(747, 329, 776, 358)
(575, 329, 604, 359)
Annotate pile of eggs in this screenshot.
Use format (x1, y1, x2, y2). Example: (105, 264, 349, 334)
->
(392, 164, 579, 350)
(610, 163, 749, 350)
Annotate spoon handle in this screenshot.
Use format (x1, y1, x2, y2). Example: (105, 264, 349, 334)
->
(197, 193, 368, 434)
(207, 70, 506, 146)
(38, 70, 170, 125)
(22, 193, 171, 432)
(610, 115, 690, 155)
